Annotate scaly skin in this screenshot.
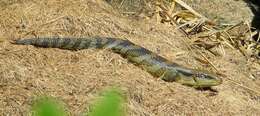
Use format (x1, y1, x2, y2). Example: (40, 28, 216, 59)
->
(14, 37, 222, 88)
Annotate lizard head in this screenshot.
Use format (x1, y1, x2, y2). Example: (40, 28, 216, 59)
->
(162, 68, 222, 88)
(176, 69, 222, 88)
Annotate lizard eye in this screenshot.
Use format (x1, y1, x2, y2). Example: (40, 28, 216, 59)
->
(197, 73, 216, 80)
(194, 73, 208, 79)
(199, 74, 207, 78)
(193, 73, 211, 83)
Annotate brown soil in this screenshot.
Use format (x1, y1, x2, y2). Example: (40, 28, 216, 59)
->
(0, 0, 260, 115)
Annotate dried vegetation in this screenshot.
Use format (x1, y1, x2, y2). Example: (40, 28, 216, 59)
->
(0, 0, 260, 115)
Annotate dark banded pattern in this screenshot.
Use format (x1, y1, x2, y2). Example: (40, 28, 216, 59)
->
(14, 37, 222, 88)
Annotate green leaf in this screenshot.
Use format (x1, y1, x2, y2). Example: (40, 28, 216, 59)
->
(88, 88, 125, 116)
(32, 96, 67, 116)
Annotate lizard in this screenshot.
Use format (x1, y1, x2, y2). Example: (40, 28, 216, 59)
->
(14, 37, 222, 88)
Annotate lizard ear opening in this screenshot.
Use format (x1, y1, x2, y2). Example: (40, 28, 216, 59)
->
(161, 69, 180, 82)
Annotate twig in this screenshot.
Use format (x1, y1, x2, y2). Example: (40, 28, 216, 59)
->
(156, 3, 189, 35)
(174, 0, 213, 25)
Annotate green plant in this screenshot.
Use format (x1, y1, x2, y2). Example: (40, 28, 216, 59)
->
(88, 88, 125, 116)
(31, 88, 125, 116)
(32, 96, 68, 116)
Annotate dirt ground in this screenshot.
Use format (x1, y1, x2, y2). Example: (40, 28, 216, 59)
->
(1, 0, 260, 115)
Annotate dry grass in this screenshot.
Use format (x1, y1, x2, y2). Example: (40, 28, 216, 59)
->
(1, 0, 260, 115)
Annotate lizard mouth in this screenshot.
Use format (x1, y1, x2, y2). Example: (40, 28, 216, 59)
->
(192, 76, 223, 88)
